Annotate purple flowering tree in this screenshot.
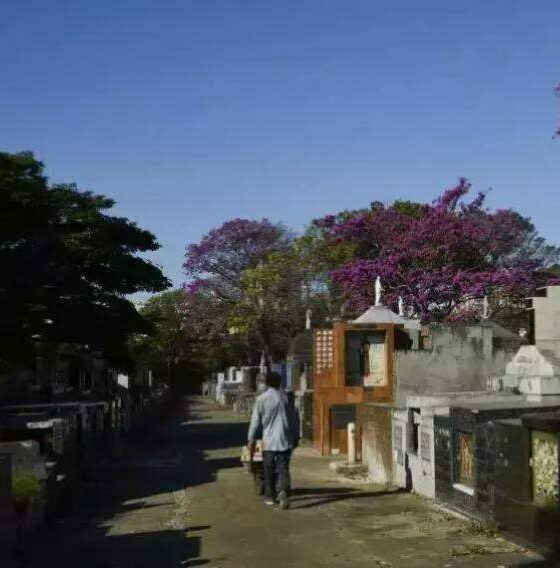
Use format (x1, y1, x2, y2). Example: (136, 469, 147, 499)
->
(325, 179, 559, 323)
(182, 218, 292, 362)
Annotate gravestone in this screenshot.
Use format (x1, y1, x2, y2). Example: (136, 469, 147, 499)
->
(0, 440, 47, 480)
(505, 346, 560, 399)
(51, 419, 66, 456)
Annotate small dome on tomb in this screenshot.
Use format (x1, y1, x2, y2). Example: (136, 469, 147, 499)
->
(353, 304, 409, 325)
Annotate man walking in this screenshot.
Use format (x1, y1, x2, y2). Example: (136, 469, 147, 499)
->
(248, 372, 299, 509)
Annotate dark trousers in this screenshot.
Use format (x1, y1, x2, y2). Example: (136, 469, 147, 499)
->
(262, 450, 292, 500)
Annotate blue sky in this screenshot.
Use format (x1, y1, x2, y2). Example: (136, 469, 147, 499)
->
(2, 1, 559, 288)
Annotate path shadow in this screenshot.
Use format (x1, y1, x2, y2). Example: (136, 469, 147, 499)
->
(24, 527, 210, 568)
(22, 397, 243, 568)
(290, 487, 406, 510)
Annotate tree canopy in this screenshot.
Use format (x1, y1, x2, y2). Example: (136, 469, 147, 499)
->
(131, 290, 240, 390)
(0, 151, 170, 367)
(181, 182, 559, 364)
(182, 218, 296, 363)
(322, 179, 559, 323)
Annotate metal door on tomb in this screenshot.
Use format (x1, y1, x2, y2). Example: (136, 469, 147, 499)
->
(531, 430, 560, 508)
(494, 422, 531, 503)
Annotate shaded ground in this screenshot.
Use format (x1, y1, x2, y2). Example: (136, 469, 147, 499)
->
(22, 397, 548, 567)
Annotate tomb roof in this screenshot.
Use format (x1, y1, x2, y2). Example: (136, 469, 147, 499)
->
(521, 411, 560, 432)
(353, 304, 409, 325)
(453, 395, 560, 412)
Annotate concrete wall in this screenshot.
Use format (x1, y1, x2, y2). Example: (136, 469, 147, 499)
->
(394, 408, 438, 498)
(533, 286, 560, 353)
(360, 405, 393, 485)
(395, 324, 519, 406)
(392, 410, 408, 489)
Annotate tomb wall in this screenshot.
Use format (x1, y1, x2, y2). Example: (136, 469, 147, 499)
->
(395, 324, 521, 406)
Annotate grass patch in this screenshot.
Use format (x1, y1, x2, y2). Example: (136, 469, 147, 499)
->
(466, 519, 500, 538)
(451, 543, 492, 557)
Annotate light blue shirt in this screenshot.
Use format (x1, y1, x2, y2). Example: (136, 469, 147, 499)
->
(248, 388, 299, 452)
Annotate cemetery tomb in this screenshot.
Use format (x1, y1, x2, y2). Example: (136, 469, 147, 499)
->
(435, 399, 560, 520)
(312, 318, 399, 455)
(493, 413, 560, 548)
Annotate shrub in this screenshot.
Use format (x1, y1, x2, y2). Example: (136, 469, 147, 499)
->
(11, 472, 43, 513)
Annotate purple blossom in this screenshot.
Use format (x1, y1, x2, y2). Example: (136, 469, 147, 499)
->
(327, 180, 559, 322)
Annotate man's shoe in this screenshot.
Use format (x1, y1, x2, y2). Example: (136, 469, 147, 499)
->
(278, 490, 290, 510)
(264, 499, 276, 506)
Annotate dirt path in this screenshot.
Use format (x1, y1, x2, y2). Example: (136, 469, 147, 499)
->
(24, 397, 544, 567)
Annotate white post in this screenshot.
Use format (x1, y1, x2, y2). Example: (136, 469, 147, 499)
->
(347, 422, 356, 465)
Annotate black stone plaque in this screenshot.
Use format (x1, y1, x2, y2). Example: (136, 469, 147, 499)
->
(331, 404, 356, 429)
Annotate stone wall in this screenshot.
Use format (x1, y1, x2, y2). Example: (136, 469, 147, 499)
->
(396, 324, 520, 406)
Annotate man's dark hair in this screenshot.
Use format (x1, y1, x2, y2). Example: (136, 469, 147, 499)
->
(265, 371, 282, 389)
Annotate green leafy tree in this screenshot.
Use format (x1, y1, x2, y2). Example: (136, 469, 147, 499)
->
(132, 290, 240, 390)
(229, 247, 331, 362)
(0, 151, 170, 367)
(132, 291, 188, 383)
(182, 219, 293, 364)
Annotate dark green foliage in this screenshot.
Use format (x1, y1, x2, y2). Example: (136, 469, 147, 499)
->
(0, 151, 170, 367)
(131, 290, 237, 391)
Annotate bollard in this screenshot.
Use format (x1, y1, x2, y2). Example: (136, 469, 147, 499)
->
(347, 422, 356, 465)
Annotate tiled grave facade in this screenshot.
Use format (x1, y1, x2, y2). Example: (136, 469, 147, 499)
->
(434, 401, 560, 520)
(492, 414, 560, 548)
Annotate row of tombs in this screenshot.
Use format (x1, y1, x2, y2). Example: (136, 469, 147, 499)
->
(0, 354, 166, 552)
(204, 284, 560, 549)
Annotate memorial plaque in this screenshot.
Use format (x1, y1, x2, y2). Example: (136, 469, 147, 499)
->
(457, 432, 475, 488)
(52, 420, 65, 456)
(363, 342, 386, 387)
(420, 432, 431, 462)
(331, 404, 356, 429)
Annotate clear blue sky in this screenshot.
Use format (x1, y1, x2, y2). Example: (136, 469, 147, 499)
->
(2, 1, 559, 288)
